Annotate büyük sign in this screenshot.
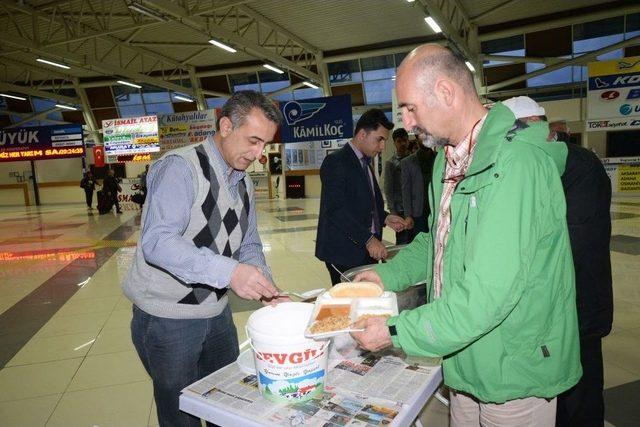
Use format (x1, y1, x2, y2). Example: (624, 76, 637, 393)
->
(0, 124, 84, 162)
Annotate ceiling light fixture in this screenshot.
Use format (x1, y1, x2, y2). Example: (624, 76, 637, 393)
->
(36, 58, 70, 70)
(465, 61, 476, 72)
(117, 80, 142, 89)
(263, 64, 285, 74)
(0, 93, 27, 101)
(208, 39, 237, 53)
(174, 95, 194, 102)
(127, 2, 168, 22)
(302, 81, 319, 89)
(406, 0, 415, 2)
(56, 104, 77, 110)
(424, 16, 442, 33)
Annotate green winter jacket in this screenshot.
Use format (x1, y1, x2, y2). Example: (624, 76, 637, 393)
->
(378, 103, 581, 403)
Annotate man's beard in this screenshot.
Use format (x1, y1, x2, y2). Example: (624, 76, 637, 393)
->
(413, 127, 448, 149)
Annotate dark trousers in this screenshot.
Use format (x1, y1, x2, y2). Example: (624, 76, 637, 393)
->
(131, 304, 239, 427)
(84, 190, 93, 208)
(325, 259, 376, 285)
(395, 229, 411, 245)
(113, 194, 121, 212)
(556, 337, 604, 427)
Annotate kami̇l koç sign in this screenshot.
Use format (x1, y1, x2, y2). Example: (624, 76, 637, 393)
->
(102, 115, 159, 156)
(279, 94, 353, 143)
(0, 124, 84, 162)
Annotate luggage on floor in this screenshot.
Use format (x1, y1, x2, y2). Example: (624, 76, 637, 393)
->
(97, 190, 113, 214)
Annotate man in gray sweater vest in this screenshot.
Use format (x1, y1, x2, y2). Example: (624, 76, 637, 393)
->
(123, 91, 283, 427)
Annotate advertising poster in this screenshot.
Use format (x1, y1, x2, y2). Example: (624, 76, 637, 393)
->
(118, 178, 144, 211)
(618, 164, 640, 192)
(587, 56, 640, 132)
(0, 124, 84, 162)
(102, 115, 159, 156)
(156, 109, 217, 159)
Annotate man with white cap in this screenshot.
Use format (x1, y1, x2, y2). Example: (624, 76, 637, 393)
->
(504, 96, 613, 427)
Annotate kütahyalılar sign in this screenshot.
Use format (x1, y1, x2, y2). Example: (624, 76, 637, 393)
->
(279, 94, 353, 143)
(0, 124, 84, 162)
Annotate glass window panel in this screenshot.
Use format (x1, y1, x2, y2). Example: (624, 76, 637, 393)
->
(229, 73, 259, 92)
(10, 114, 22, 123)
(272, 92, 294, 102)
(483, 48, 526, 68)
(47, 110, 63, 121)
(145, 103, 174, 115)
(627, 13, 640, 33)
(293, 87, 323, 100)
(258, 70, 289, 83)
(31, 97, 57, 112)
(574, 33, 624, 54)
(0, 97, 7, 109)
(394, 52, 408, 67)
(526, 64, 572, 87)
(20, 121, 41, 127)
(481, 35, 525, 54)
(361, 55, 395, 80)
(573, 17, 624, 41)
(141, 85, 170, 103)
(206, 97, 228, 109)
(118, 104, 146, 118)
(626, 30, 640, 39)
(261, 80, 291, 95)
(572, 66, 588, 82)
(328, 60, 362, 84)
(113, 85, 143, 105)
(364, 79, 393, 104)
(597, 48, 624, 61)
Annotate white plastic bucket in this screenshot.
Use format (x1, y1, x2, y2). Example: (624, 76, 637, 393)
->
(246, 302, 329, 403)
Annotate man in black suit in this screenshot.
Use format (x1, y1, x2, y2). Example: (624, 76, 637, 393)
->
(315, 109, 406, 285)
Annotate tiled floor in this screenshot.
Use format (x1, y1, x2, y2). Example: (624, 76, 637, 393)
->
(0, 197, 638, 426)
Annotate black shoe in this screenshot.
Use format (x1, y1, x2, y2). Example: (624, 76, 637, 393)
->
(116, 210, 123, 213)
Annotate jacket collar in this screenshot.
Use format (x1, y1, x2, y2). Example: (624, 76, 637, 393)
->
(465, 102, 516, 176)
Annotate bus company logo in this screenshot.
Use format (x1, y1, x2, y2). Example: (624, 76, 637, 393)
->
(588, 121, 611, 129)
(600, 90, 619, 101)
(283, 101, 326, 125)
(620, 104, 633, 115)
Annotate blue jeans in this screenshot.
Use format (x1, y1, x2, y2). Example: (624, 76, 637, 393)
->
(131, 304, 239, 427)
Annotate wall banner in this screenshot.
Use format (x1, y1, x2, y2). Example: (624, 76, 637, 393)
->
(0, 124, 84, 162)
(587, 56, 640, 132)
(279, 95, 353, 143)
(156, 109, 217, 158)
(103, 115, 159, 156)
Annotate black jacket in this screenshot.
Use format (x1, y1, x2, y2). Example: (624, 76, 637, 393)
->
(315, 144, 387, 266)
(561, 143, 613, 339)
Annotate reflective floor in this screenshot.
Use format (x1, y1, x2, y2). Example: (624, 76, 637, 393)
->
(0, 196, 638, 426)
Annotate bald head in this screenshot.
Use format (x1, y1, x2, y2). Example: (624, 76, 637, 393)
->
(395, 44, 487, 145)
(399, 44, 476, 96)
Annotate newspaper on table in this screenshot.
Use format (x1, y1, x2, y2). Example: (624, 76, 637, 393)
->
(182, 348, 440, 426)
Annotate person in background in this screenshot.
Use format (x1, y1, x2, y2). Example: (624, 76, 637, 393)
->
(315, 108, 406, 285)
(80, 170, 100, 210)
(352, 45, 581, 426)
(503, 96, 613, 427)
(103, 169, 123, 213)
(384, 128, 412, 244)
(139, 164, 149, 196)
(401, 135, 436, 240)
(123, 91, 287, 427)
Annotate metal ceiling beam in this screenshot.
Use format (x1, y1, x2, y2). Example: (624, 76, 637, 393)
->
(201, 89, 232, 98)
(235, 5, 320, 55)
(0, 32, 195, 96)
(478, 4, 640, 41)
(483, 34, 640, 93)
(5, 107, 60, 128)
(266, 82, 306, 99)
(137, 0, 321, 82)
(417, 0, 474, 60)
(483, 82, 585, 100)
(480, 54, 564, 66)
(73, 78, 102, 143)
(470, 0, 523, 23)
(0, 81, 79, 104)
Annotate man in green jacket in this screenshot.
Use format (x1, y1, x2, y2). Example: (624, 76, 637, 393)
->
(351, 44, 581, 426)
